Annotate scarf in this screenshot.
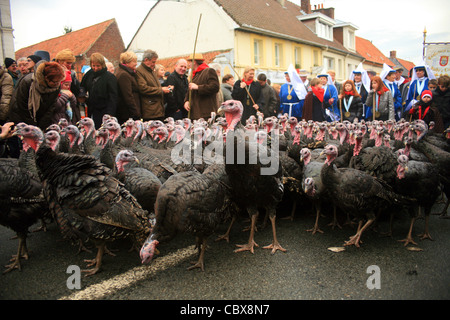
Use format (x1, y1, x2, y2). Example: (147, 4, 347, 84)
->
(192, 63, 209, 78)
(28, 73, 60, 122)
(344, 91, 355, 96)
(311, 86, 324, 102)
(242, 78, 254, 86)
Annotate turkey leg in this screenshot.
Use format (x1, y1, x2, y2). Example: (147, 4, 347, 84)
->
(188, 237, 208, 271)
(344, 218, 374, 247)
(307, 201, 324, 234)
(82, 242, 106, 276)
(398, 217, 418, 246)
(4, 233, 29, 273)
(263, 213, 287, 254)
(234, 211, 259, 254)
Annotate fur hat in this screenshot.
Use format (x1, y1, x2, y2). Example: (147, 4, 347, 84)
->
(4, 57, 16, 68)
(55, 49, 75, 63)
(421, 90, 432, 100)
(36, 61, 65, 86)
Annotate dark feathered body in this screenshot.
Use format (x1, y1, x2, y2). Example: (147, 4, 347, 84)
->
(35, 145, 151, 253)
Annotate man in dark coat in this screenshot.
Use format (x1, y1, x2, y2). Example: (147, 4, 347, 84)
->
(164, 58, 188, 120)
(433, 75, 450, 130)
(183, 53, 220, 120)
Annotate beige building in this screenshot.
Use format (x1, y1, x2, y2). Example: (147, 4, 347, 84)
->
(128, 0, 365, 83)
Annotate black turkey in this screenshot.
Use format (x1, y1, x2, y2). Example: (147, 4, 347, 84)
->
(140, 164, 231, 271)
(395, 154, 441, 245)
(27, 125, 151, 276)
(219, 100, 285, 254)
(114, 149, 161, 214)
(321, 144, 413, 247)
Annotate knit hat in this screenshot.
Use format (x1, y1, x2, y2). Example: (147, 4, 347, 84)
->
(4, 57, 16, 68)
(421, 90, 432, 100)
(61, 70, 72, 84)
(28, 55, 42, 64)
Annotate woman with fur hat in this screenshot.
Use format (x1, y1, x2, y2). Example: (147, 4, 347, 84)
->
(8, 61, 65, 131)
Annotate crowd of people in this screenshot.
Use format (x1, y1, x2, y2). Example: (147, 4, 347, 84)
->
(0, 47, 449, 158)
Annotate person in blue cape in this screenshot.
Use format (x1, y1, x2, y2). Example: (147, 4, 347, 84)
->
(318, 73, 339, 122)
(404, 59, 436, 115)
(381, 63, 403, 120)
(279, 64, 307, 119)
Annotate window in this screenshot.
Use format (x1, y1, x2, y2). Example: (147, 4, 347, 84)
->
(347, 30, 355, 50)
(294, 47, 302, 68)
(253, 39, 263, 66)
(274, 43, 283, 67)
(324, 56, 334, 71)
(316, 20, 333, 41)
(313, 50, 319, 66)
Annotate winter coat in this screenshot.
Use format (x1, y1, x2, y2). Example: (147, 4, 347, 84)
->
(163, 71, 188, 118)
(53, 91, 80, 125)
(185, 67, 220, 120)
(260, 84, 278, 118)
(221, 83, 233, 102)
(8, 63, 61, 131)
(432, 87, 450, 129)
(0, 68, 14, 123)
(81, 67, 118, 128)
(365, 89, 395, 121)
(136, 63, 165, 120)
(302, 91, 326, 122)
(232, 79, 263, 124)
(115, 64, 141, 124)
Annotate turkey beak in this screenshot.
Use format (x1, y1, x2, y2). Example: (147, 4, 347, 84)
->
(217, 106, 223, 114)
(133, 156, 140, 164)
(404, 166, 408, 172)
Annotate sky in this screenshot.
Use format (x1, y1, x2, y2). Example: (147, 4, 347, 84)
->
(9, 0, 450, 65)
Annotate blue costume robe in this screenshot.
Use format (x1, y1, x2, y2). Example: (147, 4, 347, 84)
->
(322, 84, 339, 121)
(384, 80, 403, 120)
(404, 78, 429, 113)
(279, 83, 304, 119)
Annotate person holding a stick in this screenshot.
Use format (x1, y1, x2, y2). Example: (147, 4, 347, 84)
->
(231, 66, 263, 124)
(183, 53, 220, 120)
(365, 76, 394, 121)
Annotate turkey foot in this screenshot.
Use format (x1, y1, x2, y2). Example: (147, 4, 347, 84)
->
(188, 238, 207, 271)
(82, 243, 105, 276)
(306, 224, 324, 235)
(327, 206, 342, 230)
(235, 213, 258, 254)
(234, 240, 258, 254)
(3, 235, 29, 273)
(263, 215, 286, 254)
(344, 219, 374, 248)
(263, 241, 286, 254)
(398, 217, 418, 246)
(419, 232, 433, 241)
(215, 216, 235, 243)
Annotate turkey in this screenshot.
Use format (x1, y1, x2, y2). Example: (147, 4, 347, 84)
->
(0, 159, 48, 273)
(321, 144, 413, 247)
(140, 164, 231, 271)
(395, 154, 441, 245)
(219, 100, 285, 254)
(114, 149, 161, 214)
(25, 125, 151, 276)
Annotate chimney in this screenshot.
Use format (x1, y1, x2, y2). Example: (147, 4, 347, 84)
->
(390, 51, 397, 59)
(301, 0, 311, 14)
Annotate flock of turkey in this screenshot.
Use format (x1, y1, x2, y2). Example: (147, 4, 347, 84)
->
(1, 99, 449, 275)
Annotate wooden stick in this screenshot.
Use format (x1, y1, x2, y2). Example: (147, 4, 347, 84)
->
(373, 92, 376, 121)
(339, 98, 343, 122)
(188, 13, 202, 119)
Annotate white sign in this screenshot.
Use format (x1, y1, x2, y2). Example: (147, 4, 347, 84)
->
(425, 44, 450, 77)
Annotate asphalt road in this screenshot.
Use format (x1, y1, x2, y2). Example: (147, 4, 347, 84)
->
(1, 198, 449, 302)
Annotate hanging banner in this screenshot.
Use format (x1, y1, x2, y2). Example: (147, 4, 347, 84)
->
(425, 43, 450, 77)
